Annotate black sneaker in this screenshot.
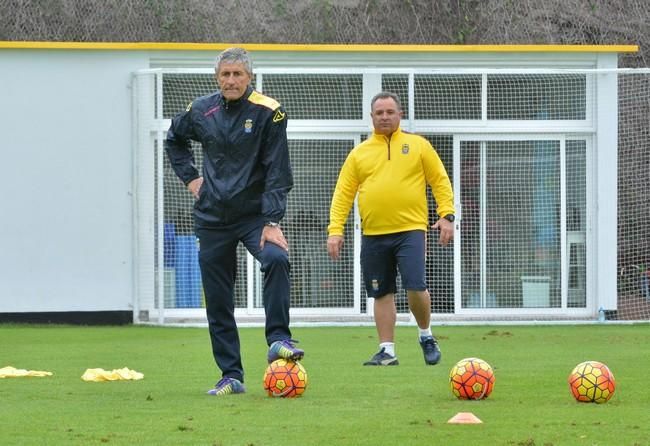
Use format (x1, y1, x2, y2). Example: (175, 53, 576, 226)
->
(363, 347, 399, 366)
(419, 336, 441, 365)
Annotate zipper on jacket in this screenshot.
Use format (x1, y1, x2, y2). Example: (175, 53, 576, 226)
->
(384, 134, 391, 160)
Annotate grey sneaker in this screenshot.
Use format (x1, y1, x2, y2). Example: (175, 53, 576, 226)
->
(419, 336, 441, 365)
(207, 377, 246, 396)
(363, 347, 399, 366)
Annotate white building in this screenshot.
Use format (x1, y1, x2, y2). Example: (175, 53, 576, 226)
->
(0, 42, 638, 324)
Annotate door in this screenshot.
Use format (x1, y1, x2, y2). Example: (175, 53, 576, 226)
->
(454, 135, 588, 313)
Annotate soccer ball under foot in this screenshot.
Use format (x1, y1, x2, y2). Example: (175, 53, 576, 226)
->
(263, 359, 308, 398)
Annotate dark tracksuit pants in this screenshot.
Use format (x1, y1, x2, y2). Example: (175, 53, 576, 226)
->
(196, 217, 292, 384)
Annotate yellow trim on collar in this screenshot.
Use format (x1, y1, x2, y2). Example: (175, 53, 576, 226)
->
(248, 90, 280, 111)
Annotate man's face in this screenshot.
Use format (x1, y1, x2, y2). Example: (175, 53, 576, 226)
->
(370, 97, 403, 135)
(216, 61, 251, 101)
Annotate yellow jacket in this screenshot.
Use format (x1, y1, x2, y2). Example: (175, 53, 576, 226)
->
(328, 127, 454, 236)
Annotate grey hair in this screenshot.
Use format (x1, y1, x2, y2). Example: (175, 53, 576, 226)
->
(215, 47, 253, 75)
(370, 91, 403, 111)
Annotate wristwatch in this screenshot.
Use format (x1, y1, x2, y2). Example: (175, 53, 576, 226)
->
(443, 214, 455, 223)
(265, 221, 280, 228)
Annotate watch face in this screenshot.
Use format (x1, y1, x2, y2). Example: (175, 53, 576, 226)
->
(444, 214, 455, 223)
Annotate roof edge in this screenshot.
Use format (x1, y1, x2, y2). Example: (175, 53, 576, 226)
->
(0, 41, 639, 53)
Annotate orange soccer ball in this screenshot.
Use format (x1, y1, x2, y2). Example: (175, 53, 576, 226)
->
(263, 359, 308, 398)
(568, 361, 616, 404)
(449, 357, 495, 400)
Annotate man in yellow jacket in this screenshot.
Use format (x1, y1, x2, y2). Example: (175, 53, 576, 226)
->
(327, 92, 455, 366)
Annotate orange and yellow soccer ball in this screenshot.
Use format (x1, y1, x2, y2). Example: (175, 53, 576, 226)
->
(263, 359, 308, 398)
(449, 357, 495, 400)
(568, 361, 616, 404)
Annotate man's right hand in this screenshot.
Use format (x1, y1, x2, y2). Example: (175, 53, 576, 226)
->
(187, 177, 204, 199)
(327, 235, 344, 260)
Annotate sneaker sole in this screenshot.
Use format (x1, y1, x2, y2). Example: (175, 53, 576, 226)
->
(267, 352, 304, 363)
(207, 385, 246, 396)
(363, 359, 399, 366)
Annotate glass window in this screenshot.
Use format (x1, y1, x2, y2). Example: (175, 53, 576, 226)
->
(262, 74, 363, 120)
(162, 73, 217, 119)
(382, 74, 409, 119)
(415, 74, 482, 120)
(285, 139, 356, 308)
(487, 74, 587, 120)
(567, 140, 587, 307)
(461, 140, 562, 309)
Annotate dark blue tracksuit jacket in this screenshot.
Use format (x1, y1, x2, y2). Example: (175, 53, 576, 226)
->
(164, 85, 293, 227)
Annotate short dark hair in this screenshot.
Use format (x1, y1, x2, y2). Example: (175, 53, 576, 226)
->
(215, 47, 253, 75)
(370, 91, 403, 111)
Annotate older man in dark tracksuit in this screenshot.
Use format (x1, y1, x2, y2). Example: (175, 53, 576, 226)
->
(164, 47, 304, 396)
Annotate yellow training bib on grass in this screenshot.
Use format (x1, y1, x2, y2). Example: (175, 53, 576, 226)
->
(0, 366, 53, 378)
(81, 367, 144, 382)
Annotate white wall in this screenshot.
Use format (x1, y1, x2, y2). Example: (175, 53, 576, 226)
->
(0, 50, 148, 312)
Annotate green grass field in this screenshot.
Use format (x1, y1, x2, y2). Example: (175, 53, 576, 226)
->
(1, 323, 649, 445)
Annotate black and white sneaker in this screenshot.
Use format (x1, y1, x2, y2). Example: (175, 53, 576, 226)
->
(363, 347, 399, 366)
(419, 336, 441, 365)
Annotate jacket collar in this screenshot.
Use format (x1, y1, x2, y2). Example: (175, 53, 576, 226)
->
(372, 125, 402, 140)
(220, 85, 254, 107)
